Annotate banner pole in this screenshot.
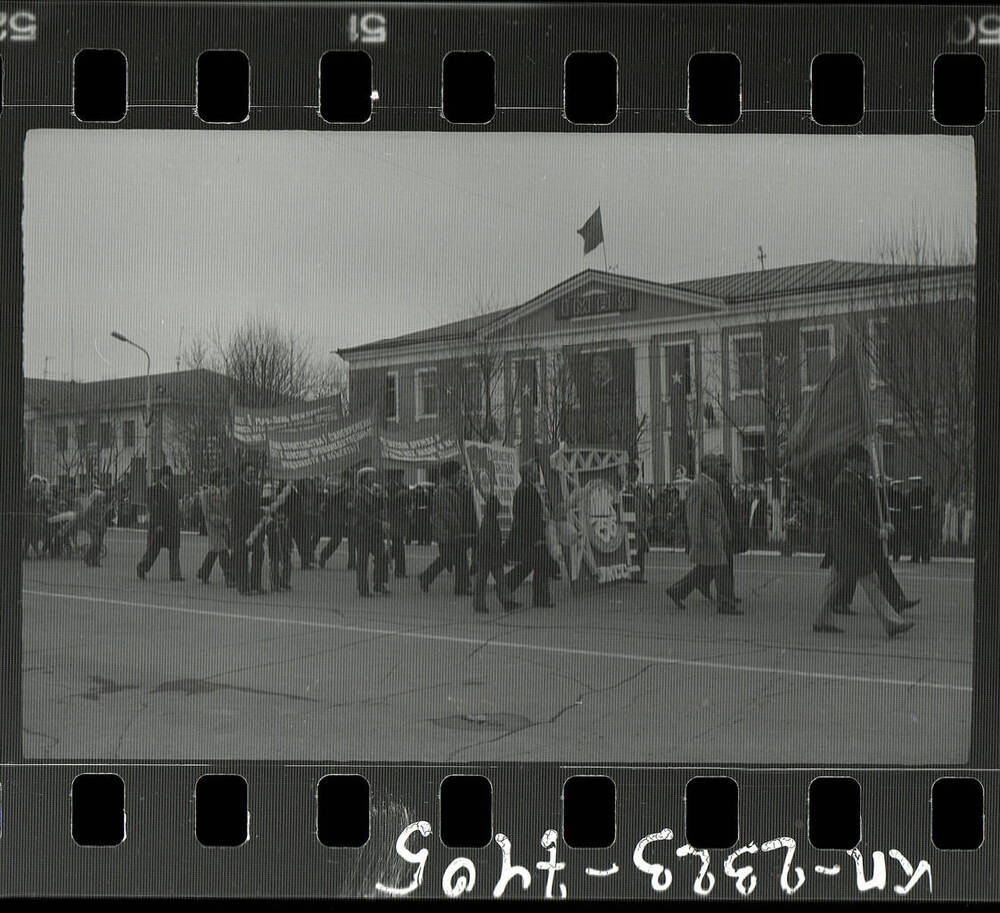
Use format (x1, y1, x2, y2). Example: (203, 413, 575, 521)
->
(852, 331, 888, 555)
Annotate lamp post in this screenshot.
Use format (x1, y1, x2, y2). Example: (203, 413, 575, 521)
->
(111, 331, 152, 489)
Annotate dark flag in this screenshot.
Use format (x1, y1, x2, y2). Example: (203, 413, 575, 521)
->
(783, 347, 872, 500)
(577, 206, 604, 256)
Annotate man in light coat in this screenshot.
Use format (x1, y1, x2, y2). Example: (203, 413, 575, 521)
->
(664, 457, 740, 615)
(196, 469, 234, 586)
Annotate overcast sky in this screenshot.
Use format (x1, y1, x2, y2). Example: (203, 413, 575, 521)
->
(23, 131, 974, 382)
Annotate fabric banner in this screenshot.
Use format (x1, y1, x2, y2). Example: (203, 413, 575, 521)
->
(463, 441, 519, 534)
(267, 416, 377, 479)
(379, 422, 462, 466)
(783, 347, 871, 500)
(232, 394, 344, 449)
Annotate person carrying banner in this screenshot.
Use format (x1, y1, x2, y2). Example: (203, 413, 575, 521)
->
(80, 489, 109, 568)
(137, 466, 184, 582)
(292, 477, 319, 570)
(813, 445, 915, 637)
(473, 494, 519, 615)
(354, 467, 390, 596)
(264, 480, 294, 592)
(318, 469, 352, 569)
(229, 462, 264, 595)
(664, 457, 740, 615)
(503, 460, 553, 608)
(196, 470, 234, 586)
(418, 460, 471, 596)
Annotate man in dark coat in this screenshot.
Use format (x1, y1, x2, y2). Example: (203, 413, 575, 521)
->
(228, 462, 264, 595)
(503, 460, 553, 608)
(413, 484, 432, 545)
(137, 465, 184, 581)
(832, 474, 920, 616)
(473, 494, 519, 614)
(354, 468, 389, 597)
(386, 471, 411, 578)
(813, 444, 914, 638)
(418, 460, 470, 595)
(318, 470, 352, 569)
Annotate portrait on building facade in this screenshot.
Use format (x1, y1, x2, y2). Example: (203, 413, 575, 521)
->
(21, 130, 974, 764)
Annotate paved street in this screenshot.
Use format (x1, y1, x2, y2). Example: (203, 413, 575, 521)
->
(22, 529, 972, 764)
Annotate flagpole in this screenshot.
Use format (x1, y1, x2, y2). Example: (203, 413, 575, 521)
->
(851, 329, 889, 554)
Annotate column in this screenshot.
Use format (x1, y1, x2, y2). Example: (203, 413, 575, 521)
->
(634, 342, 653, 480)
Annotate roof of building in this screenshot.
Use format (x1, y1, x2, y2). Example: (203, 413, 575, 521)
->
(24, 369, 233, 415)
(670, 259, 971, 305)
(339, 259, 972, 358)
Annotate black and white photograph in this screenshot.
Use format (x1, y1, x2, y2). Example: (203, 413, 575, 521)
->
(20, 130, 974, 764)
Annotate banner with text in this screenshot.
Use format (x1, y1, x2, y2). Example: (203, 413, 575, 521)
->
(462, 441, 519, 534)
(267, 416, 377, 479)
(232, 395, 345, 449)
(380, 424, 462, 466)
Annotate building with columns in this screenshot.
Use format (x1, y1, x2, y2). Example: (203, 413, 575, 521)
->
(340, 260, 974, 494)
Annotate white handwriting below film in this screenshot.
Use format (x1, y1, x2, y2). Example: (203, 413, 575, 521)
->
(374, 823, 933, 898)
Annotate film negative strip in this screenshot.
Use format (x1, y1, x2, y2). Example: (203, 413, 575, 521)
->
(3, 0, 996, 901)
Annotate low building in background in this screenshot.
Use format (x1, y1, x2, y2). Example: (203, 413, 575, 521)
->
(23, 368, 233, 502)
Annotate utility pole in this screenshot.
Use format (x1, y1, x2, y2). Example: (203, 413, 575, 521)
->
(43, 355, 52, 379)
(757, 245, 767, 270)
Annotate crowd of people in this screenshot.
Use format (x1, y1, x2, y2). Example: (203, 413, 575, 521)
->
(20, 448, 963, 634)
(116, 458, 565, 615)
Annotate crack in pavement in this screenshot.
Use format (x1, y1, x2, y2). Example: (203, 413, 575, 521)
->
(113, 696, 150, 759)
(445, 662, 655, 761)
(22, 726, 60, 758)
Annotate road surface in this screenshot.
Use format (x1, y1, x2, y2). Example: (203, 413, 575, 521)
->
(22, 529, 972, 763)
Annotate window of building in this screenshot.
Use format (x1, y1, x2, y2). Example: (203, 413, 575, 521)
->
(741, 430, 767, 483)
(869, 317, 891, 386)
(463, 362, 486, 414)
(512, 356, 540, 409)
(415, 368, 439, 419)
(732, 333, 763, 394)
(99, 422, 114, 449)
(123, 420, 136, 448)
(384, 372, 399, 421)
(800, 325, 834, 389)
(56, 425, 68, 452)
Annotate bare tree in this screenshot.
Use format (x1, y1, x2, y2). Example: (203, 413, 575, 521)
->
(844, 230, 974, 504)
(203, 317, 346, 408)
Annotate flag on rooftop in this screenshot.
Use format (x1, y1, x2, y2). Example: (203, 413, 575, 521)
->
(576, 206, 604, 256)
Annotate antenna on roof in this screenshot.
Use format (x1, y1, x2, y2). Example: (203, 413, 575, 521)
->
(757, 245, 767, 271)
(43, 355, 52, 379)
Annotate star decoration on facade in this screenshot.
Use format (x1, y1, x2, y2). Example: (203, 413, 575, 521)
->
(671, 371, 683, 385)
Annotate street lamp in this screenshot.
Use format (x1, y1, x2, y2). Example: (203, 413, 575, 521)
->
(111, 330, 152, 488)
